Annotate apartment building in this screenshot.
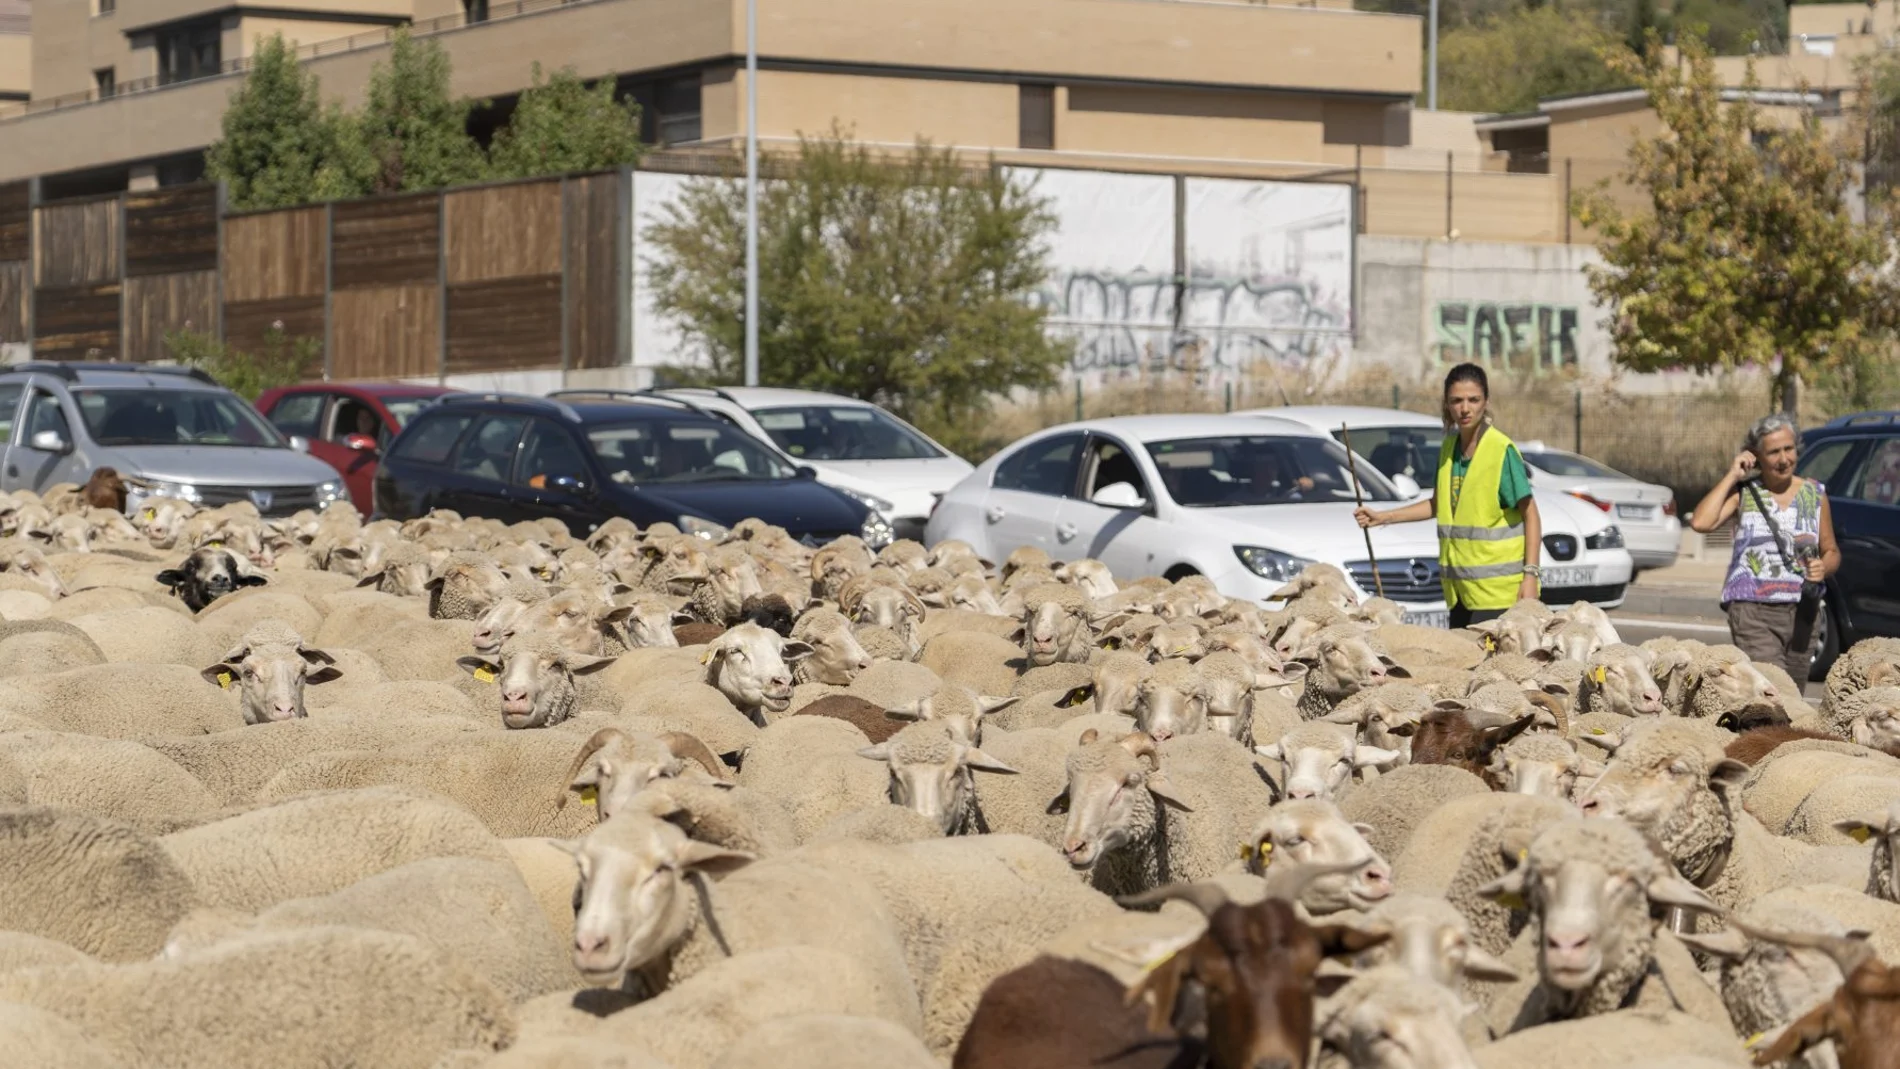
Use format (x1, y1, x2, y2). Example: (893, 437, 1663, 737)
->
(0, 0, 26, 102)
(0, 0, 1426, 197)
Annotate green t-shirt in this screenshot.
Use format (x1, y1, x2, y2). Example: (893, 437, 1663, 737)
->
(1449, 443, 1534, 515)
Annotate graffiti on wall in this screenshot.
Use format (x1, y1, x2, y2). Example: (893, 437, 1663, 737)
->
(1433, 301, 1578, 369)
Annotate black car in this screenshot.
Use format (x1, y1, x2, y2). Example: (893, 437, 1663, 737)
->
(1796, 410, 1900, 674)
(372, 392, 881, 544)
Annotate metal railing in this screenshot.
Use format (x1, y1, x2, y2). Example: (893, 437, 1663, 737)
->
(0, 0, 610, 122)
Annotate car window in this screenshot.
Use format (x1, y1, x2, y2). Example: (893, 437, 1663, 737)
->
(1845, 438, 1900, 506)
(0, 384, 22, 444)
(993, 433, 1085, 497)
(73, 389, 281, 447)
(588, 419, 795, 485)
(376, 397, 434, 429)
(22, 390, 71, 446)
(1521, 449, 1626, 480)
(390, 412, 476, 466)
(267, 393, 327, 439)
(329, 397, 381, 443)
(1149, 434, 1401, 507)
(1798, 439, 1860, 492)
(451, 415, 528, 482)
(1330, 425, 1442, 481)
(751, 405, 943, 460)
(1085, 437, 1149, 502)
(515, 420, 591, 488)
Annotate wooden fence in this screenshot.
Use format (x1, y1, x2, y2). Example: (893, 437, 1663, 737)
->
(0, 169, 631, 380)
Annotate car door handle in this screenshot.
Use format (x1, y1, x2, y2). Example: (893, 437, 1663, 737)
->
(1056, 523, 1077, 542)
(985, 506, 1005, 524)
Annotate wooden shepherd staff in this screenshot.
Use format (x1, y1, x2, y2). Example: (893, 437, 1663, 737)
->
(1339, 423, 1385, 599)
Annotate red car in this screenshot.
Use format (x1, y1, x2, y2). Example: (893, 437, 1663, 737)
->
(255, 383, 456, 515)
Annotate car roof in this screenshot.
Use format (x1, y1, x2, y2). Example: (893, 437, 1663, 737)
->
(657, 386, 877, 409)
(1018, 414, 1326, 443)
(0, 362, 223, 391)
(1232, 405, 1443, 431)
(1818, 410, 1900, 430)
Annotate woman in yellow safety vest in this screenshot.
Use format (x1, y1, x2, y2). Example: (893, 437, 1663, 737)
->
(1354, 363, 1543, 628)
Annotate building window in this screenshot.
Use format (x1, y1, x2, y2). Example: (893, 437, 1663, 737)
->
(158, 20, 222, 86)
(96, 0, 115, 15)
(655, 76, 701, 145)
(463, 0, 489, 24)
(94, 68, 115, 98)
(1020, 84, 1055, 150)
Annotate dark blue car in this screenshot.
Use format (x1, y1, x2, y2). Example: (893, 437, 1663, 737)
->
(1797, 410, 1900, 674)
(372, 392, 880, 545)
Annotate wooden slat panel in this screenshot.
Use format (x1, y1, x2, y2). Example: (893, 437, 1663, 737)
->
(223, 208, 326, 302)
(0, 262, 26, 344)
(564, 174, 622, 371)
(332, 284, 439, 380)
(444, 180, 562, 283)
(33, 282, 120, 361)
(224, 295, 325, 359)
(447, 274, 561, 373)
(0, 182, 29, 262)
(332, 194, 440, 289)
(34, 199, 121, 287)
(125, 270, 219, 364)
(125, 185, 219, 277)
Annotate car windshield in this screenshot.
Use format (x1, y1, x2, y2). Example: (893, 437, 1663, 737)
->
(589, 420, 797, 484)
(750, 404, 943, 460)
(1327, 424, 1444, 482)
(1521, 449, 1626, 480)
(376, 396, 436, 429)
(1147, 435, 1401, 506)
(74, 388, 286, 448)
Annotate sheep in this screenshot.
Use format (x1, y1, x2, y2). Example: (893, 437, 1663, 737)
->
(1294, 627, 1412, 719)
(1676, 899, 1859, 1069)
(1143, 617, 1208, 662)
(699, 622, 817, 724)
(1338, 763, 1492, 864)
(792, 693, 911, 744)
(883, 684, 1020, 746)
(198, 619, 343, 725)
(1729, 918, 1900, 1069)
(425, 549, 512, 621)
(1272, 599, 1359, 659)
(1256, 721, 1402, 802)
(0, 806, 201, 961)
(675, 543, 766, 627)
(1323, 682, 1438, 760)
(489, 587, 632, 657)
(1575, 643, 1668, 717)
(1468, 599, 1555, 654)
(1470, 1010, 1759, 1069)
(1824, 637, 1900, 723)
(1349, 892, 1519, 991)
(736, 715, 893, 841)
(1319, 965, 1483, 1069)
(614, 591, 691, 650)
(1476, 817, 1723, 1025)
(5, 662, 242, 738)
(1833, 798, 1900, 903)
(1495, 732, 1598, 799)
(1129, 656, 1210, 742)
(1014, 582, 1094, 667)
(1244, 797, 1395, 915)
(620, 774, 799, 859)
(457, 631, 616, 729)
(0, 539, 69, 599)
(0, 730, 220, 833)
(858, 721, 1021, 835)
(790, 608, 873, 685)
(1401, 704, 1540, 788)
(1673, 643, 1782, 721)
(154, 547, 267, 612)
(810, 538, 873, 600)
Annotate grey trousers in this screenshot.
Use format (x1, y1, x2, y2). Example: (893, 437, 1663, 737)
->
(1725, 600, 1816, 684)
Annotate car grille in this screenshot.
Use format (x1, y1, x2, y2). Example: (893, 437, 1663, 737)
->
(193, 484, 319, 517)
(1345, 558, 1443, 604)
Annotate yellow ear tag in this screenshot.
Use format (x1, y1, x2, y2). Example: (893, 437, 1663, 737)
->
(217, 671, 233, 690)
(579, 785, 598, 806)
(473, 666, 496, 684)
(206, 540, 223, 548)
(1482, 634, 1497, 651)
(1590, 665, 1608, 685)
(1497, 890, 1527, 911)
(1848, 825, 1874, 844)
(699, 649, 715, 665)
(1744, 1033, 1766, 1049)
(1257, 840, 1274, 868)
(1103, 637, 1121, 650)
(1589, 727, 1606, 736)
(1238, 841, 1254, 861)
(140, 509, 156, 521)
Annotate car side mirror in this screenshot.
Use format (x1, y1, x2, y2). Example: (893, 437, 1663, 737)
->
(288, 435, 312, 454)
(1391, 473, 1422, 499)
(344, 434, 378, 453)
(550, 475, 588, 494)
(29, 430, 70, 454)
(1091, 482, 1147, 509)
(796, 465, 818, 480)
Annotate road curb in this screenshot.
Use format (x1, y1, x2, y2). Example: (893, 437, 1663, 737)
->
(1615, 585, 1725, 622)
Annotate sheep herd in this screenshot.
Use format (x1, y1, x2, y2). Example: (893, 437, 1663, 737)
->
(2, 482, 1900, 1069)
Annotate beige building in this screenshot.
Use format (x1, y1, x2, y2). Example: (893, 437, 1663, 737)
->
(0, 0, 27, 102)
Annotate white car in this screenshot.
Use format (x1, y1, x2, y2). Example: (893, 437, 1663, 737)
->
(1514, 440, 1682, 570)
(1232, 405, 1634, 608)
(648, 386, 974, 542)
(925, 414, 1454, 624)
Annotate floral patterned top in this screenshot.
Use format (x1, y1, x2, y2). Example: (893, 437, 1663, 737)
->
(1721, 478, 1824, 605)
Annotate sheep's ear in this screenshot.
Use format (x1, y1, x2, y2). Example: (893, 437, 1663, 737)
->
(780, 640, 815, 662)
(1058, 684, 1094, 709)
(355, 571, 385, 588)
(1255, 741, 1284, 761)
(297, 646, 337, 666)
(671, 610, 697, 625)
(456, 656, 503, 683)
(1476, 868, 1529, 910)
(1460, 945, 1521, 982)
(1046, 789, 1072, 815)
(961, 747, 1019, 775)
(305, 665, 344, 686)
(858, 743, 892, 762)
(1321, 705, 1364, 726)
(1677, 929, 1750, 961)
(564, 653, 617, 676)
(155, 569, 188, 588)
(885, 701, 924, 723)
(1145, 771, 1194, 812)
(601, 605, 637, 626)
(1645, 873, 1721, 915)
(976, 694, 1020, 715)
(1007, 624, 1026, 642)
(423, 577, 446, 592)
(1833, 818, 1880, 845)
(1353, 745, 1404, 770)
(1385, 720, 1421, 738)
(200, 662, 240, 690)
(1525, 647, 1556, 663)
(1261, 663, 1308, 688)
(1378, 658, 1412, 679)
(675, 840, 755, 877)
(1538, 681, 1572, 698)
(1708, 758, 1749, 794)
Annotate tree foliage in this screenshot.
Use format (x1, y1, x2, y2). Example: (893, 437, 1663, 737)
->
(166, 325, 319, 401)
(353, 28, 487, 195)
(1577, 33, 1890, 410)
(204, 35, 361, 211)
(488, 64, 644, 180)
(1435, 7, 1625, 115)
(642, 131, 1070, 456)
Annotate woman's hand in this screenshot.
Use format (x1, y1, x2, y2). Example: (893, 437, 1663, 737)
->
(1518, 575, 1541, 603)
(1804, 558, 1827, 583)
(1355, 507, 1380, 529)
(1728, 450, 1759, 483)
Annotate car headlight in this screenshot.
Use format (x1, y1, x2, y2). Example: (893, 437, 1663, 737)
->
(833, 485, 896, 515)
(1586, 526, 1624, 550)
(128, 478, 201, 505)
(315, 480, 345, 505)
(1235, 546, 1315, 582)
(679, 515, 730, 541)
(861, 510, 895, 551)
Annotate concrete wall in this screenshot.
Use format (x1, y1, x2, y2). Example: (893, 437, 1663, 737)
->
(0, 32, 27, 98)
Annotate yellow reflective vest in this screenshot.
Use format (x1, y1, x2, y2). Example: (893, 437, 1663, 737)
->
(1435, 427, 1526, 611)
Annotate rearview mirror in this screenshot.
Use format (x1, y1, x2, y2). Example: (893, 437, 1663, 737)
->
(288, 435, 312, 454)
(1091, 482, 1147, 509)
(1391, 473, 1423, 499)
(29, 430, 70, 454)
(344, 434, 378, 453)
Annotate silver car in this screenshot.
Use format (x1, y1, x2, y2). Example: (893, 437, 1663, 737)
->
(0, 363, 346, 517)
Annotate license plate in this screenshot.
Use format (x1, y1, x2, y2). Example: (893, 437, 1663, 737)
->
(1542, 565, 1593, 588)
(1403, 610, 1450, 629)
(1615, 503, 1654, 520)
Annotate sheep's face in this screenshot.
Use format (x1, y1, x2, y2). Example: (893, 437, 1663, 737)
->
(1850, 691, 1900, 754)
(1543, 622, 1604, 664)
(851, 586, 923, 652)
(1020, 598, 1084, 667)
(860, 724, 1016, 835)
(460, 641, 613, 729)
(925, 539, 981, 571)
(568, 737, 693, 824)
(34, 513, 91, 553)
(1356, 904, 1515, 991)
(1698, 657, 1779, 708)
(2, 503, 51, 541)
(1050, 732, 1189, 870)
(506, 590, 614, 657)
(811, 549, 867, 599)
(1258, 727, 1399, 803)
(702, 624, 812, 715)
(1323, 973, 1480, 1069)
(1134, 669, 1207, 743)
(1204, 628, 1277, 670)
(85, 508, 141, 545)
(156, 549, 267, 612)
(1495, 744, 1587, 799)
(471, 598, 533, 656)
(367, 555, 432, 598)
(945, 574, 1004, 616)
(1589, 653, 1665, 716)
(205, 640, 343, 725)
(797, 616, 872, 686)
(1471, 612, 1544, 656)
(1197, 660, 1262, 728)
(138, 499, 197, 547)
(1305, 636, 1405, 699)
(686, 552, 762, 623)
(425, 558, 511, 620)
(1577, 733, 1745, 863)
(568, 816, 753, 987)
(876, 540, 929, 575)
(621, 598, 686, 649)
(0, 541, 68, 599)
(1145, 620, 1207, 663)
(1247, 802, 1393, 914)
(1519, 855, 1642, 991)
(1057, 559, 1117, 600)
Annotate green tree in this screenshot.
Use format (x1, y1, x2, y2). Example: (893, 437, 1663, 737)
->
(165, 325, 319, 400)
(353, 28, 486, 194)
(1577, 32, 1890, 411)
(204, 35, 364, 210)
(488, 64, 644, 180)
(643, 131, 1069, 456)
(1435, 7, 1625, 115)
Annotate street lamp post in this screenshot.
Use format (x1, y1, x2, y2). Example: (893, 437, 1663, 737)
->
(743, 0, 760, 387)
(1427, 0, 1439, 111)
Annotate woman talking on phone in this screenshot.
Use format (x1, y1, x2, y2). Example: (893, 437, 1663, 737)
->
(1688, 413, 1840, 681)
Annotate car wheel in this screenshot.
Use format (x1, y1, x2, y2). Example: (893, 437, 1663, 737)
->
(1164, 565, 1200, 582)
(1811, 596, 1843, 682)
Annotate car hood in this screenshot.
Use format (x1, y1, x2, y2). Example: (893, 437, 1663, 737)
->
(1186, 501, 1442, 561)
(614, 478, 866, 534)
(1566, 479, 1672, 504)
(807, 457, 974, 489)
(108, 446, 341, 486)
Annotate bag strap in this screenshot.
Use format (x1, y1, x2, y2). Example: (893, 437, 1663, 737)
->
(1742, 481, 1798, 572)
